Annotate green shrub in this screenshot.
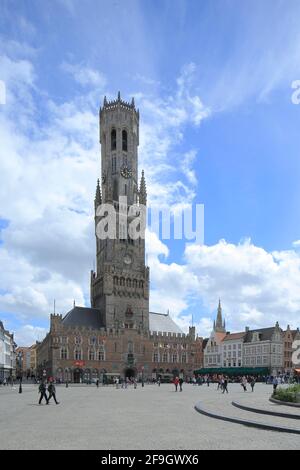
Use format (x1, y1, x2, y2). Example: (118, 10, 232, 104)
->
(273, 385, 300, 403)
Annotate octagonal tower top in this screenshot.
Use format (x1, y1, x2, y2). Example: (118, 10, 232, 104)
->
(100, 91, 139, 118)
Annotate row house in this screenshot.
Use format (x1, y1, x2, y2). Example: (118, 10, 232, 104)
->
(0, 321, 16, 381)
(202, 302, 299, 376)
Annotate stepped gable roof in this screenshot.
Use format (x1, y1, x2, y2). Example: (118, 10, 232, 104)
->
(62, 306, 105, 329)
(149, 312, 183, 335)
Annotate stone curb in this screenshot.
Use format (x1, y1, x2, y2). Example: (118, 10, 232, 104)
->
(269, 397, 300, 408)
(232, 401, 300, 420)
(194, 402, 300, 435)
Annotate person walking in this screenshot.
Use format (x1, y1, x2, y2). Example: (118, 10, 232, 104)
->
(157, 377, 161, 387)
(96, 378, 99, 388)
(241, 376, 247, 392)
(250, 377, 256, 392)
(174, 376, 179, 392)
(222, 377, 229, 394)
(273, 376, 278, 393)
(217, 377, 223, 391)
(47, 380, 59, 405)
(38, 381, 49, 405)
(179, 377, 183, 392)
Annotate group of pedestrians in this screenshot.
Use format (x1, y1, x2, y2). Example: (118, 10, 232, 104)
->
(38, 380, 60, 405)
(240, 376, 256, 392)
(216, 376, 229, 393)
(0, 377, 14, 386)
(173, 376, 184, 392)
(114, 376, 139, 389)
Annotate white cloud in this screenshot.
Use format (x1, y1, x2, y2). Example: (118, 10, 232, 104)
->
(181, 150, 198, 186)
(133, 73, 160, 87)
(184, 239, 300, 332)
(14, 325, 48, 347)
(61, 61, 107, 88)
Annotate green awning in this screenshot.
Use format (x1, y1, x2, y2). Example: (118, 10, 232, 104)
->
(194, 367, 269, 376)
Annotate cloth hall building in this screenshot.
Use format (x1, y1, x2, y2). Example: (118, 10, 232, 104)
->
(36, 93, 203, 383)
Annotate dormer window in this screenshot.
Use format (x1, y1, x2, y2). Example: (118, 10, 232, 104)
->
(122, 130, 127, 151)
(111, 129, 116, 150)
(252, 332, 260, 342)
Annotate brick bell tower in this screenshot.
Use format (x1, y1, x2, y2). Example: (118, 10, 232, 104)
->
(90, 92, 150, 331)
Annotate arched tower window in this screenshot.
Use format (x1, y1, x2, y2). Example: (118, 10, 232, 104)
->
(122, 129, 128, 151)
(111, 129, 116, 151)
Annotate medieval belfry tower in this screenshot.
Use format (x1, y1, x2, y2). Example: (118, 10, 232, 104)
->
(90, 93, 150, 330)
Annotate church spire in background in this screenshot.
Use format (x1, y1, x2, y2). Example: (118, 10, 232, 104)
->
(214, 298, 226, 333)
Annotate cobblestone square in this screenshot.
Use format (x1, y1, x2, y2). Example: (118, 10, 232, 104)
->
(0, 382, 299, 450)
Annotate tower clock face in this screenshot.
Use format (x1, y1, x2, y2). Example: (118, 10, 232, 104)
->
(123, 254, 132, 265)
(120, 166, 132, 179)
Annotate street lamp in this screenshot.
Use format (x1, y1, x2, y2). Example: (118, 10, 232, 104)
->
(141, 366, 144, 387)
(17, 351, 23, 393)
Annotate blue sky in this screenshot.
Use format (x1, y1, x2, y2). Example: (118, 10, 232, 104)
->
(1, 0, 300, 344)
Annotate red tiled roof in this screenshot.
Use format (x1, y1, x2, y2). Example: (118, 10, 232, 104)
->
(222, 332, 246, 341)
(214, 332, 227, 342)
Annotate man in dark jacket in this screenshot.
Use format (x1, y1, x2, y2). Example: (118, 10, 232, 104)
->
(48, 380, 59, 404)
(179, 377, 184, 392)
(222, 377, 229, 394)
(38, 381, 49, 404)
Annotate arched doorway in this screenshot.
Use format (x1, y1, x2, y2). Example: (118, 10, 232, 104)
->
(124, 367, 136, 379)
(73, 368, 83, 383)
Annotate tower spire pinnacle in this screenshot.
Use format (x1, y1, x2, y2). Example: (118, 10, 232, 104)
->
(94, 178, 102, 210)
(139, 170, 147, 205)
